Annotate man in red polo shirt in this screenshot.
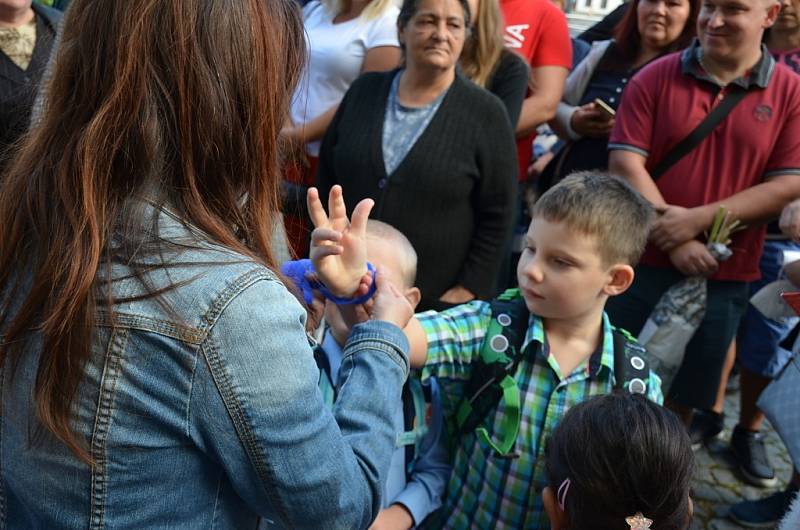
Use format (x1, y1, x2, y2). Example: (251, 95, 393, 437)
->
(501, 0, 572, 181)
(606, 0, 800, 430)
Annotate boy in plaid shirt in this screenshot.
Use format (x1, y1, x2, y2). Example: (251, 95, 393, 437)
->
(402, 172, 664, 529)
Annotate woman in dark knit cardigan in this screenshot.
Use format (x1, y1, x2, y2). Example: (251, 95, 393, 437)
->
(317, 0, 517, 311)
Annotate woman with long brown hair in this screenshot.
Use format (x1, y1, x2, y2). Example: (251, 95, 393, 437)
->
(459, 0, 528, 127)
(0, 1, 413, 528)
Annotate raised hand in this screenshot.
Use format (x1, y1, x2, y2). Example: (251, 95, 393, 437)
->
(307, 185, 374, 298)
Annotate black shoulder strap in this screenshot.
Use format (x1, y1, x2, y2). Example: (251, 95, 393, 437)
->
(651, 86, 749, 180)
(401, 381, 416, 479)
(488, 294, 531, 358)
(612, 328, 649, 395)
(312, 343, 337, 402)
(312, 344, 332, 379)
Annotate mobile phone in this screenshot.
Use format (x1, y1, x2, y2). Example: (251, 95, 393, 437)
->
(781, 291, 800, 316)
(593, 98, 616, 118)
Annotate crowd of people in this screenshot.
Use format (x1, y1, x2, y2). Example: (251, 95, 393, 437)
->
(2, 0, 800, 528)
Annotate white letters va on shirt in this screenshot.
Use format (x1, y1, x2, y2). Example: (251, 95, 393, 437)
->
(504, 24, 530, 49)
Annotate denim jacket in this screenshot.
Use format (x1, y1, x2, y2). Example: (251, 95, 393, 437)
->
(1, 204, 410, 529)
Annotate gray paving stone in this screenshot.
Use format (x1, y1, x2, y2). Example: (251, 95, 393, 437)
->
(689, 381, 793, 530)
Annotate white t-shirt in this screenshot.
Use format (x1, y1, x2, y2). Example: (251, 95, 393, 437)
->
(291, 0, 400, 156)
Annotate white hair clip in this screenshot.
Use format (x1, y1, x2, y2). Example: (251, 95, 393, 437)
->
(625, 512, 653, 530)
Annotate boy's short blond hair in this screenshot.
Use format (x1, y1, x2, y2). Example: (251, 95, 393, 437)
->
(366, 220, 418, 287)
(532, 172, 654, 267)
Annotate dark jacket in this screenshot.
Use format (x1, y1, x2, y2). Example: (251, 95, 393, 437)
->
(317, 70, 517, 311)
(0, 3, 61, 166)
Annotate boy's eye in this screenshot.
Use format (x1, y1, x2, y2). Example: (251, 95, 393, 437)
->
(553, 258, 572, 267)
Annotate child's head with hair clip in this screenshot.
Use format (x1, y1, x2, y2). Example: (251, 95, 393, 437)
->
(544, 393, 694, 530)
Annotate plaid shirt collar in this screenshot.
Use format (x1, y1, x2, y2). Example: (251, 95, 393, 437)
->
(681, 38, 775, 89)
(521, 312, 615, 381)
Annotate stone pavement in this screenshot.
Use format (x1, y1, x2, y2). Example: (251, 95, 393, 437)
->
(690, 374, 795, 529)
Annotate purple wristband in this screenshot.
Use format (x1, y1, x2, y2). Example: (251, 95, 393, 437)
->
(280, 259, 377, 305)
(313, 262, 377, 305)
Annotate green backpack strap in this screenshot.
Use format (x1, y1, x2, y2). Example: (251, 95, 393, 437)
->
(612, 327, 650, 396)
(453, 288, 530, 456)
(472, 376, 522, 456)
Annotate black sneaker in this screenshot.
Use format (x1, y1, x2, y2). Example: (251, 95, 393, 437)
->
(730, 425, 778, 488)
(688, 409, 724, 451)
(729, 485, 798, 528)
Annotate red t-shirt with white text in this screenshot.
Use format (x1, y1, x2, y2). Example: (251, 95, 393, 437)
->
(501, 0, 572, 181)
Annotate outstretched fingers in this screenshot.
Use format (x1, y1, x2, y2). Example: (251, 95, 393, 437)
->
(350, 198, 375, 238)
(311, 227, 343, 246)
(328, 185, 347, 224)
(307, 187, 328, 228)
(310, 228, 344, 260)
(310, 244, 344, 260)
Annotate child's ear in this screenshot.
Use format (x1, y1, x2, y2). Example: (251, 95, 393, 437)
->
(543, 486, 569, 530)
(404, 286, 421, 310)
(765, 1, 781, 27)
(603, 264, 635, 296)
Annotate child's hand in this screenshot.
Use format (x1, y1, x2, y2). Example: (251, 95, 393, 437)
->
(307, 185, 374, 298)
(371, 267, 414, 330)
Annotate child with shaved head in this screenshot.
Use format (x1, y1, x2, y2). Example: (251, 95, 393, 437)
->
(316, 220, 450, 530)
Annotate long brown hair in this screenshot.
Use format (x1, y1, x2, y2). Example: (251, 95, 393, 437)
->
(613, 0, 699, 65)
(460, 0, 505, 88)
(0, 0, 305, 462)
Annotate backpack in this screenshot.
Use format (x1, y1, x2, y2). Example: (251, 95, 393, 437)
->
(314, 341, 430, 481)
(453, 288, 650, 457)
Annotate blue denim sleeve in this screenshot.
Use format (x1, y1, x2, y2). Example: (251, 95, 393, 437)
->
(190, 276, 409, 529)
(392, 378, 451, 525)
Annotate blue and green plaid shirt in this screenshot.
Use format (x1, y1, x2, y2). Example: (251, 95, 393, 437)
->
(418, 301, 663, 529)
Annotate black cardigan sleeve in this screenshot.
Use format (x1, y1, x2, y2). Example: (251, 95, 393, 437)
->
(456, 96, 517, 298)
(315, 82, 352, 208)
(487, 51, 529, 130)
